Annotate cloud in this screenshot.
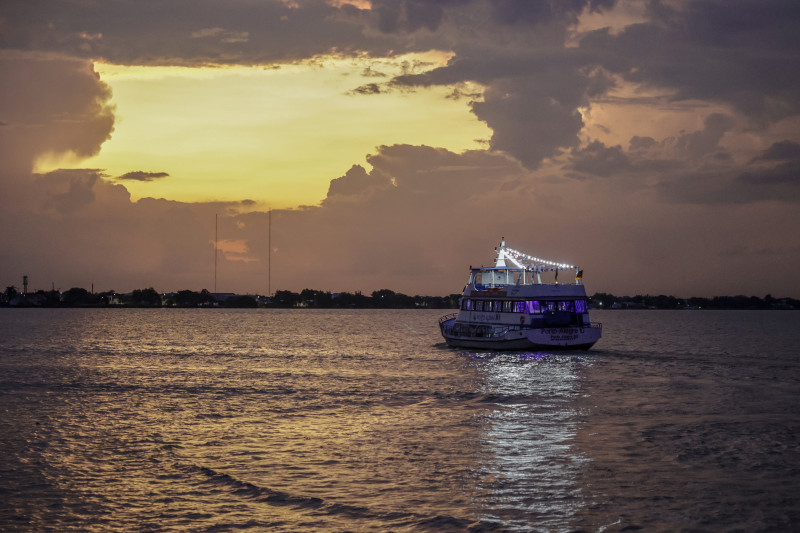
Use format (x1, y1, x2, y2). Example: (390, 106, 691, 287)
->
(0, 52, 115, 176)
(190, 28, 250, 43)
(486, 0, 616, 26)
(570, 140, 630, 177)
(646, 133, 800, 205)
(115, 171, 170, 182)
(1, 140, 798, 297)
(39, 169, 101, 214)
(325, 164, 392, 199)
(0, 0, 410, 65)
(579, 0, 800, 125)
(370, 0, 472, 33)
(751, 140, 800, 162)
(350, 82, 384, 95)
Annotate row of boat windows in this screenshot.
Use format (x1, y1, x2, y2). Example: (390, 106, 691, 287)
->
(462, 299, 588, 314)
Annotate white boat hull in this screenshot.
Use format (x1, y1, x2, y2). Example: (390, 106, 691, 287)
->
(439, 318, 601, 351)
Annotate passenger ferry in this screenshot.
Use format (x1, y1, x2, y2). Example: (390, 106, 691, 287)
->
(439, 239, 602, 350)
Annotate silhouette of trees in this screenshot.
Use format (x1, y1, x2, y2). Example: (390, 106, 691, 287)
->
(172, 289, 215, 307)
(591, 293, 798, 310)
(371, 289, 415, 308)
(221, 295, 257, 307)
(62, 287, 96, 306)
(273, 290, 302, 307)
(129, 287, 161, 307)
(3, 286, 18, 304)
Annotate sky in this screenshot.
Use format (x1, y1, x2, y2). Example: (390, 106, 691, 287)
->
(1, 0, 799, 298)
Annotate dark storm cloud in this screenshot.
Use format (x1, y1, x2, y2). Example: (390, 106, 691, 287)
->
(383, 1, 621, 169)
(385, 0, 800, 168)
(570, 140, 631, 177)
(487, 0, 616, 26)
(656, 167, 800, 205)
(393, 45, 610, 167)
(739, 141, 800, 188)
(0, 0, 430, 65)
(567, 114, 797, 206)
(751, 140, 800, 162)
(580, 0, 800, 124)
(116, 171, 170, 182)
(671, 113, 734, 161)
(371, 0, 471, 33)
(650, 137, 800, 205)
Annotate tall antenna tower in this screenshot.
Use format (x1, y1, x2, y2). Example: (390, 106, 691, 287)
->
(214, 214, 218, 294)
(268, 209, 271, 296)
(23, 275, 28, 295)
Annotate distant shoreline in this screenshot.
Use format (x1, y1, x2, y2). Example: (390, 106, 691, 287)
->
(2, 286, 797, 310)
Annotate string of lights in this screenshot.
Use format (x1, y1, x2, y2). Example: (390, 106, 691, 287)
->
(500, 246, 578, 272)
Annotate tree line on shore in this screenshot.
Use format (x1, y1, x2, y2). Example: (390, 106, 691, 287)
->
(590, 292, 798, 310)
(2, 285, 797, 310)
(0, 286, 460, 309)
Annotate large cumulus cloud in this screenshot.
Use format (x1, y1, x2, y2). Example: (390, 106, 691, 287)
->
(0, 52, 114, 177)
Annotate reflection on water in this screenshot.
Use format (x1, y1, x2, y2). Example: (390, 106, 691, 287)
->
(462, 351, 591, 530)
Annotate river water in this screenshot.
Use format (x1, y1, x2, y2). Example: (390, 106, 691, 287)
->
(1, 308, 798, 531)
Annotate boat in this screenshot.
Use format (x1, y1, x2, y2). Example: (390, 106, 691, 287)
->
(439, 239, 602, 350)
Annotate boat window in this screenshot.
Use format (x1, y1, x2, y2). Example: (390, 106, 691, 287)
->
(544, 301, 557, 312)
(558, 301, 573, 312)
(462, 299, 472, 311)
(525, 300, 542, 314)
(513, 301, 525, 313)
(502, 301, 513, 312)
(574, 300, 587, 313)
(474, 300, 483, 312)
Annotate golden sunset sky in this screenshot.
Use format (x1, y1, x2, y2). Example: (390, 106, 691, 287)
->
(2, 0, 799, 297)
(46, 55, 490, 207)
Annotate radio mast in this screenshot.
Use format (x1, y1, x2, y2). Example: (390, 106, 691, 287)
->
(268, 209, 271, 296)
(214, 214, 218, 294)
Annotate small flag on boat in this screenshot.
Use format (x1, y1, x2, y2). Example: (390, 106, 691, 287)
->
(576, 269, 583, 280)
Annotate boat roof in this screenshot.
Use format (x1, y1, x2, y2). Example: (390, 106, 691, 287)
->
(463, 239, 587, 295)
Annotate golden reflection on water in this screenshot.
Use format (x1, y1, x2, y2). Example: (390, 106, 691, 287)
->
(3, 309, 598, 531)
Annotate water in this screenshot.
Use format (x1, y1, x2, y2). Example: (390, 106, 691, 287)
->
(1, 308, 798, 532)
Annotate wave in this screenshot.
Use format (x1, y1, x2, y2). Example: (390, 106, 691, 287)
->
(181, 460, 503, 531)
